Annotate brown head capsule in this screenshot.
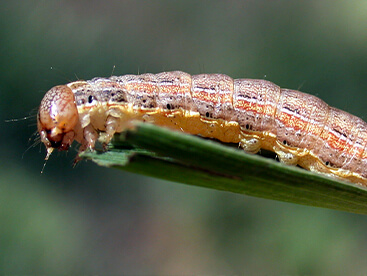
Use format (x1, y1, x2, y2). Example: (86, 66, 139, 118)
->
(37, 85, 78, 160)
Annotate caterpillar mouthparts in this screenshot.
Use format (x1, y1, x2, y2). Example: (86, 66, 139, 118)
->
(37, 85, 79, 160)
(37, 71, 367, 185)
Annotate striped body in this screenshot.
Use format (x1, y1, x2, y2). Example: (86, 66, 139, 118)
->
(38, 71, 367, 185)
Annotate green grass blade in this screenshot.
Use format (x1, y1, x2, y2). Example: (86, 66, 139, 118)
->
(81, 121, 367, 214)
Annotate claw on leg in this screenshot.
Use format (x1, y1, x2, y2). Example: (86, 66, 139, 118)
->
(74, 124, 99, 165)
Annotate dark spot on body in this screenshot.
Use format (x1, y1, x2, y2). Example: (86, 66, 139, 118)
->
(116, 97, 126, 102)
(88, 95, 95, 103)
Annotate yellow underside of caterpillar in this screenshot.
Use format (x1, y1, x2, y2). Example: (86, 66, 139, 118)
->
(79, 104, 367, 186)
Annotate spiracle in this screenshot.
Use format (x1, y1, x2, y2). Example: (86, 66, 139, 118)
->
(37, 71, 367, 185)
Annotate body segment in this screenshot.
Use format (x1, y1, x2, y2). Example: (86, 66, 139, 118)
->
(37, 71, 367, 185)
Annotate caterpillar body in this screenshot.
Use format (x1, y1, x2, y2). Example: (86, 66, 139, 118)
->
(37, 71, 367, 185)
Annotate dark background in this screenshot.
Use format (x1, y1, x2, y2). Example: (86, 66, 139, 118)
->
(2, 1, 367, 274)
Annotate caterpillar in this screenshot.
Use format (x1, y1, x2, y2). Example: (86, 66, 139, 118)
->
(37, 71, 367, 185)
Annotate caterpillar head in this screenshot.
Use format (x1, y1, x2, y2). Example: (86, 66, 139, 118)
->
(37, 85, 78, 160)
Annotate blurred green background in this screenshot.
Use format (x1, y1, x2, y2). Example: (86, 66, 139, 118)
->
(1, 1, 367, 274)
